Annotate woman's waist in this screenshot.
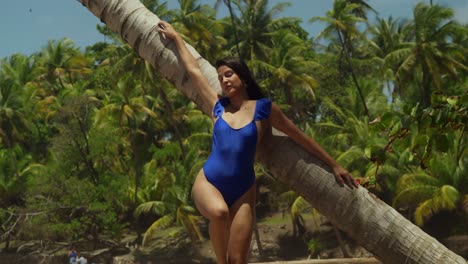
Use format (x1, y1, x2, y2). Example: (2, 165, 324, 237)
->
(203, 156, 255, 178)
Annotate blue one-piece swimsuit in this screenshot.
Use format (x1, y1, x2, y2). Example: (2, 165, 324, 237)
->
(203, 97, 272, 207)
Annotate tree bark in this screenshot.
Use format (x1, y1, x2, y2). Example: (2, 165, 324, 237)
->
(78, 1, 466, 263)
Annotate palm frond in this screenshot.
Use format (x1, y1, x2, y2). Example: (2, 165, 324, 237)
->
(396, 172, 440, 191)
(291, 196, 313, 216)
(176, 207, 204, 241)
(414, 185, 460, 226)
(290, 196, 321, 232)
(134, 201, 166, 218)
(279, 190, 298, 206)
(336, 146, 366, 168)
(393, 185, 438, 208)
(142, 214, 175, 246)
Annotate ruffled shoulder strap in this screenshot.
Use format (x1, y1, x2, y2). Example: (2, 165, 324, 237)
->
(213, 97, 229, 118)
(254, 98, 272, 121)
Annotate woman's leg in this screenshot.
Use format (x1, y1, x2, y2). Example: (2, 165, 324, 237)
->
(192, 170, 230, 264)
(227, 184, 256, 264)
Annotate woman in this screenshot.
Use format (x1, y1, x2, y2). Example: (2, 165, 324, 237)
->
(157, 21, 358, 264)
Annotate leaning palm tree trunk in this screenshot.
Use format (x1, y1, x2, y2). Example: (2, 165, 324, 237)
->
(78, 1, 465, 263)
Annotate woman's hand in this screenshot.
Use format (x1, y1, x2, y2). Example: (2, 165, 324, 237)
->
(332, 165, 359, 189)
(157, 20, 178, 40)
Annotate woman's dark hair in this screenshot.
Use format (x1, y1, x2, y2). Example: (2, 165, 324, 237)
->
(215, 57, 265, 100)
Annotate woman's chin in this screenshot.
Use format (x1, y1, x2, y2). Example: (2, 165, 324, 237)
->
(223, 89, 236, 97)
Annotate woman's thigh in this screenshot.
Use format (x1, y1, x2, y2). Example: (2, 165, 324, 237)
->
(192, 169, 229, 220)
(228, 184, 256, 257)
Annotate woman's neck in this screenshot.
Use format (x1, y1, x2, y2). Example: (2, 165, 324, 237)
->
(228, 93, 250, 111)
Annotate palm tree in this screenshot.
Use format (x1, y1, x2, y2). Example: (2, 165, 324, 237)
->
(222, 0, 292, 61)
(94, 71, 162, 203)
(0, 54, 37, 176)
(368, 16, 412, 102)
(393, 141, 466, 224)
(384, 3, 467, 107)
(310, 0, 371, 119)
(135, 133, 209, 244)
(369, 17, 410, 60)
(36, 38, 91, 93)
(93, 40, 188, 206)
(254, 29, 318, 117)
(312, 88, 393, 199)
(169, 0, 225, 62)
(345, 0, 376, 20)
(214, 0, 241, 57)
(78, 1, 466, 262)
(0, 150, 47, 250)
(392, 98, 467, 228)
(50, 95, 102, 183)
(0, 147, 28, 207)
(141, 0, 171, 18)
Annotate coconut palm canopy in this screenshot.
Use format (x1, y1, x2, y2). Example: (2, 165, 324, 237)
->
(0, 0, 466, 263)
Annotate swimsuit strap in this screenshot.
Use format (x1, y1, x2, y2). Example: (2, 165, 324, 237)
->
(213, 97, 271, 121)
(213, 97, 230, 118)
(254, 98, 272, 121)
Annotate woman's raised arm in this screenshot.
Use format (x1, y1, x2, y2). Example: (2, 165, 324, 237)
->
(157, 21, 218, 112)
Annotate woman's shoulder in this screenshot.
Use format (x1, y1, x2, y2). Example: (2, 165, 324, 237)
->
(254, 97, 272, 120)
(256, 97, 272, 107)
(256, 97, 271, 102)
(255, 97, 272, 107)
(212, 97, 230, 118)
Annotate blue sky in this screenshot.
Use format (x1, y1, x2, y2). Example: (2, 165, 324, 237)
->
(0, 0, 467, 59)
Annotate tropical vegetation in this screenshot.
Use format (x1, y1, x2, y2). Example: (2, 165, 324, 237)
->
(0, 0, 466, 258)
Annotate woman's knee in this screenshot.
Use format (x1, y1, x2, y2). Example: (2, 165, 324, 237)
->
(208, 203, 229, 222)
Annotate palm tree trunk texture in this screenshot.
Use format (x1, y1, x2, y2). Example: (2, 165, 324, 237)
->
(78, 1, 466, 263)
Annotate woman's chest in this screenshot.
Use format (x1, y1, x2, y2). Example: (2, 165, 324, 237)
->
(214, 118, 269, 144)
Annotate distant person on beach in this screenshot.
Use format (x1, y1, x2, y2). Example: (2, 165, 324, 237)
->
(67, 245, 87, 264)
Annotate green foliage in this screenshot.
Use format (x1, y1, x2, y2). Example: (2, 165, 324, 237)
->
(0, 0, 466, 248)
(383, 3, 467, 107)
(307, 237, 327, 257)
(391, 98, 466, 227)
(134, 115, 210, 246)
(141, 215, 174, 246)
(279, 192, 321, 236)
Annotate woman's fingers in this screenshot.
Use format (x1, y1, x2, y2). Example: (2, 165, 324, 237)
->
(345, 173, 359, 189)
(156, 21, 177, 39)
(352, 176, 359, 188)
(157, 26, 166, 39)
(335, 173, 345, 187)
(336, 172, 358, 189)
(345, 174, 356, 189)
(158, 20, 168, 28)
(157, 23, 165, 30)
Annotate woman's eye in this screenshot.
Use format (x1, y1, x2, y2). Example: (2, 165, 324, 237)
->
(218, 70, 234, 81)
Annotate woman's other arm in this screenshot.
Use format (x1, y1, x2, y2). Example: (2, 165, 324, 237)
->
(157, 21, 218, 112)
(269, 103, 358, 189)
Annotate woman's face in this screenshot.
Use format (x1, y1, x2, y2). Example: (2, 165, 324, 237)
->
(217, 65, 245, 97)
